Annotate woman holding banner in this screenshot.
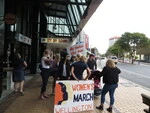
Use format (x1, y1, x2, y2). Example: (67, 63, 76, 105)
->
(70, 55, 91, 81)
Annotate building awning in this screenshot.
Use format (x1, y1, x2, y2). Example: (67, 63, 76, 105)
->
(40, 0, 103, 38)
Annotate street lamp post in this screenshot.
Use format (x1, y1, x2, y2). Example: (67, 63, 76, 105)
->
(129, 40, 137, 64)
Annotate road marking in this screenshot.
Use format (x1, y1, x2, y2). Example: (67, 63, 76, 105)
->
(140, 63, 150, 67)
(121, 69, 150, 79)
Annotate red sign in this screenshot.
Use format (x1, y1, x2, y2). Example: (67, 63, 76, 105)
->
(4, 13, 17, 25)
(85, 34, 89, 49)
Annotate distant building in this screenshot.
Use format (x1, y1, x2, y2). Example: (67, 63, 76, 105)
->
(109, 36, 120, 47)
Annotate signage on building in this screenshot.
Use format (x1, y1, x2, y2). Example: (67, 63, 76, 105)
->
(41, 38, 69, 43)
(85, 34, 89, 49)
(15, 33, 31, 45)
(4, 13, 17, 25)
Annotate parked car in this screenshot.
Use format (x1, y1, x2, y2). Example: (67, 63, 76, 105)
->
(110, 56, 118, 64)
(100, 57, 106, 60)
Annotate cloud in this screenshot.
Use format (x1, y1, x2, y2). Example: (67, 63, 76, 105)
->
(84, 0, 150, 54)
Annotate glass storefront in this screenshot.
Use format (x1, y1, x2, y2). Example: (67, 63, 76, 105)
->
(0, 0, 4, 53)
(0, 0, 15, 100)
(0, 0, 5, 99)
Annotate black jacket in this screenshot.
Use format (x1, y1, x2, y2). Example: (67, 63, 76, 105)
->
(57, 60, 70, 77)
(87, 59, 97, 70)
(101, 66, 121, 84)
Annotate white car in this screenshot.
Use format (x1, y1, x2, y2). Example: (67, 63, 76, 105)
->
(110, 56, 118, 64)
(100, 57, 106, 60)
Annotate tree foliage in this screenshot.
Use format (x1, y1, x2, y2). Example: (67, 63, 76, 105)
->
(106, 32, 149, 57)
(137, 38, 150, 54)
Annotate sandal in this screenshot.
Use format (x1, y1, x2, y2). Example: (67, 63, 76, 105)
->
(43, 95, 49, 98)
(39, 95, 46, 100)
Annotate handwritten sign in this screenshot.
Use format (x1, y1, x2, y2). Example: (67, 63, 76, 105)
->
(67, 42, 86, 56)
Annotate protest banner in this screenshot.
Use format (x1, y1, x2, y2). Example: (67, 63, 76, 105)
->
(66, 42, 86, 56)
(54, 80, 94, 113)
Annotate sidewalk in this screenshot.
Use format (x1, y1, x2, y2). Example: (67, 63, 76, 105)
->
(118, 60, 150, 66)
(0, 73, 150, 113)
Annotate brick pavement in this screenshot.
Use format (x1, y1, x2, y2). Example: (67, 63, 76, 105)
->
(1, 74, 150, 113)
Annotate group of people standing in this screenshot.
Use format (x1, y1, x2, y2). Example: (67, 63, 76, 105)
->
(39, 49, 121, 113)
(12, 49, 121, 113)
(39, 49, 97, 99)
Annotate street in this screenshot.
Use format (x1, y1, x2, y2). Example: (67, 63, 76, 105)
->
(97, 59, 150, 90)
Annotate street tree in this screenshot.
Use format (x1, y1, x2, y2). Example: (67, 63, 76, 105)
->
(116, 32, 149, 63)
(106, 43, 123, 58)
(137, 38, 150, 55)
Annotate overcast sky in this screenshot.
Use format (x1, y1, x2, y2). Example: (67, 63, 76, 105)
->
(83, 0, 150, 54)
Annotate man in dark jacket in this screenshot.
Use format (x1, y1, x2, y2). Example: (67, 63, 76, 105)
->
(87, 54, 97, 70)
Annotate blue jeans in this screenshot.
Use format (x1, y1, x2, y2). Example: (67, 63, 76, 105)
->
(101, 84, 118, 105)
